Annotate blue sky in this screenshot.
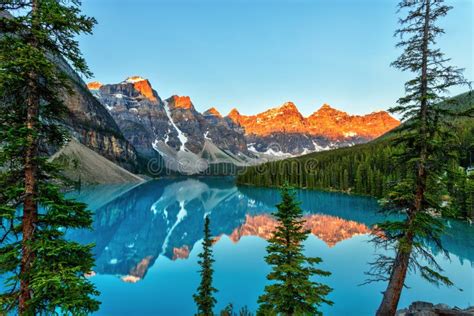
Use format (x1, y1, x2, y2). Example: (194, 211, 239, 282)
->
(78, 0, 473, 116)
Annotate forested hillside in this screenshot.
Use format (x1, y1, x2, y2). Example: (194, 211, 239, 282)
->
(237, 92, 474, 219)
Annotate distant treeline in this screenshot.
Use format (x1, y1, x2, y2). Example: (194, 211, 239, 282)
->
(237, 93, 474, 220)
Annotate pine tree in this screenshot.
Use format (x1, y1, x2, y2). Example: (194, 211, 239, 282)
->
(194, 216, 218, 316)
(0, 1, 99, 314)
(368, 1, 468, 315)
(257, 185, 332, 316)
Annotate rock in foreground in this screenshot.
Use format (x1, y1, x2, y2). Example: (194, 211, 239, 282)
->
(397, 301, 474, 316)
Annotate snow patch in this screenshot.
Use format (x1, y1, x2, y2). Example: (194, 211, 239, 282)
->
(247, 143, 257, 152)
(124, 76, 146, 83)
(263, 147, 289, 157)
(163, 100, 188, 151)
(312, 140, 331, 152)
(343, 131, 358, 137)
(160, 201, 188, 254)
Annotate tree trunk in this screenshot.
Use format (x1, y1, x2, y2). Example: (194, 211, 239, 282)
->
(375, 232, 414, 316)
(376, 1, 431, 315)
(19, 73, 39, 315)
(19, 0, 39, 313)
(19, 68, 39, 315)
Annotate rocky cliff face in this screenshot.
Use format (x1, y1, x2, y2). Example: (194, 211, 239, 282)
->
(166, 95, 248, 155)
(0, 9, 139, 173)
(306, 104, 399, 139)
(228, 102, 306, 135)
(396, 301, 474, 316)
(88, 77, 169, 159)
(227, 102, 399, 155)
(90, 78, 251, 174)
(88, 76, 399, 173)
(55, 58, 139, 172)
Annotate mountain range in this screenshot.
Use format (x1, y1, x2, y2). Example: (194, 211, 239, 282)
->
(228, 101, 399, 155)
(85, 76, 399, 175)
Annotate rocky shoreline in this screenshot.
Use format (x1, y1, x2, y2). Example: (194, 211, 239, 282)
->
(397, 302, 474, 316)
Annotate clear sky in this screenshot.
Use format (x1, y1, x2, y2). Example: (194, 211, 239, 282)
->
(78, 0, 473, 116)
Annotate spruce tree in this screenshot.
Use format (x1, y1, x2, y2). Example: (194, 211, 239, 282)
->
(368, 1, 468, 315)
(0, 0, 99, 314)
(194, 216, 218, 316)
(257, 185, 332, 316)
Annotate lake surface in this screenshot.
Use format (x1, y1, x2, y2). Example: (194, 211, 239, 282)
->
(69, 177, 474, 316)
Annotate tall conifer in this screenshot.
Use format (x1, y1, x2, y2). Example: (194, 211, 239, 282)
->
(368, 1, 468, 315)
(257, 185, 332, 316)
(194, 216, 218, 316)
(0, 1, 99, 314)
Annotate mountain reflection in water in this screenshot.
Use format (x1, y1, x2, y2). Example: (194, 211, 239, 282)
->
(226, 214, 370, 247)
(69, 177, 473, 284)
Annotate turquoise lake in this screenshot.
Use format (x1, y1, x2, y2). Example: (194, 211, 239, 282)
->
(69, 177, 474, 315)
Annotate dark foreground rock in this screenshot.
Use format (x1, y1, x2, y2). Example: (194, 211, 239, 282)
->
(397, 301, 474, 316)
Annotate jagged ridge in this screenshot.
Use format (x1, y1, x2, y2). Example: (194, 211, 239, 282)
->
(87, 76, 400, 172)
(227, 102, 399, 139)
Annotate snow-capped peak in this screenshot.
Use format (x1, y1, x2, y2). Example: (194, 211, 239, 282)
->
(123, 76, 147, 83)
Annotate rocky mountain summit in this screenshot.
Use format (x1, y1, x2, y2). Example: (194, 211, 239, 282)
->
(87, 76, 399, 174)
(90, 77, 251, 174)
(227, 102, 400, 155)
(88, 77, 168, 158)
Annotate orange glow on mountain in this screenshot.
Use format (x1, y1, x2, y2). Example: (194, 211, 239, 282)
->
(227, 102, 306, 136)
(227, 103, 400, 140)
(228, 214, 277, 242)
(227, 214, 371, 247)
(173, 245, 190, 260)
(228, 108, 242, 123)
(204, 107, 222, 117)
(306, 104, 400, 139)
(121, 275, 141, 283)
(303, 214, 371, 247)
(126, 255, 154, 281)
(212, 236, 222, 245)
(127, 77, 157, 102)
(171, 95, 193, 109)
(87, 81, 102, 90)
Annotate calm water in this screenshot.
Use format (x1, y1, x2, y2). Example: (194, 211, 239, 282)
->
(69, 177, 474, 316)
